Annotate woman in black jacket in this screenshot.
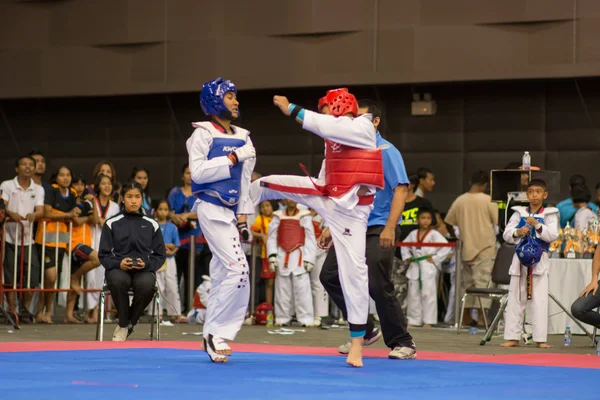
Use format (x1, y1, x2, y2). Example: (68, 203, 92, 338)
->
(99, 182, 166, 341)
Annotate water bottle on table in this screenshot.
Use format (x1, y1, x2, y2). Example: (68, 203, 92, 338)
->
(564, 326, 572, 346)
(522, 151, 531, 171)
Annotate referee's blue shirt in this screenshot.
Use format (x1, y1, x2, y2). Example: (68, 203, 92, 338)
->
(367, 132, 409, 227)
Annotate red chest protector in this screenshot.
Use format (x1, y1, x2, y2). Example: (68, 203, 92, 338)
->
(324, 140, 384, 197)
(277, 214, 306, 252)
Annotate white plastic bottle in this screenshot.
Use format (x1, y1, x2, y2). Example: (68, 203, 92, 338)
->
(522, 151, 531, 171)
(564, 326, 572, 346)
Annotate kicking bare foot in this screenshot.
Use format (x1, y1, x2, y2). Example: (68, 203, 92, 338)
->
(500, 340, 519, 348)
(346, 337, 363, 368)
(70, 276, 83, 295)
(537, 342, 552, 349)
(64, 315, 82, 324)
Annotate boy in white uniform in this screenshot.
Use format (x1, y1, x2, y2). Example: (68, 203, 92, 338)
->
(251, 88, 384, 368)
(187, 77, 256, 362)
(267, 200, 316, 326)
(501, 179, 559, 348)
(401, 208, 451, 327)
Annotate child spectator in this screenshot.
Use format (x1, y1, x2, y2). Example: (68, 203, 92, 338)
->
(267, 200, 317, 327)
(572, 185, 596, 231)
(251, 200, 277, 305)
(187, 275, 211, 324)
(64, 174, 102, 323)
(86, 174, 120, 323)
(401, 208, 450, 328)
(435, 210, 459, 325)
(155, 199, 187, 323)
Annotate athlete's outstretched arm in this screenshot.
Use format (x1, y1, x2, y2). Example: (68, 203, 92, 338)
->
(273, 95, 375, 149)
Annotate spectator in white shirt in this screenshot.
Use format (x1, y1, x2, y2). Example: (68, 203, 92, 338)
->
(572, 185, 596, 231)
(0, 156, 44, 314)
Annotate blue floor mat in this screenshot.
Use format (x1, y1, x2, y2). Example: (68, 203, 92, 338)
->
(0, 349, 596, 400)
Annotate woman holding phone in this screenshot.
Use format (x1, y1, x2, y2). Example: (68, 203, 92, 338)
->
(98, 182, 166, 341)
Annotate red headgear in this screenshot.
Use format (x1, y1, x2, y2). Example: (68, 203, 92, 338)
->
(254, 302, 274, 325)
(318, 96, 328, 112)
(325, 88, 358, 118)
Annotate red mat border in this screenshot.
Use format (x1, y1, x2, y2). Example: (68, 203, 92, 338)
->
(1, 341, 598, 369)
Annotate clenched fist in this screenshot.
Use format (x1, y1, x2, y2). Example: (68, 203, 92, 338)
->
(273, 96, 291, 116)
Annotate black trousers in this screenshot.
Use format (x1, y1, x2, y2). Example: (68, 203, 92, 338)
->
(106, 269, 156, 328)
(320, 226, 413, 348)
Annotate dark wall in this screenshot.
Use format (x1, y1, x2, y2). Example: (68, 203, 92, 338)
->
(2, 0, 600, 98)
(1, 78, 599, 211)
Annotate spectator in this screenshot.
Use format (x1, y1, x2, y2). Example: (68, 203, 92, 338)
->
(86, 174, 120, 323)
(154, 199, 187, 323)
(88, 161, 120, 203)
(98, 182, 166, 341)
(415, 167, 435, 198)
(399, 173, 435, 242)
(557, 174, 597, 227)
(0, 156, 44, 315)
(34, 166, 82, 323)
(64, 175, 101, 323)
(168, 163, 201, 312)
(131, 167, 152, 215)
(250, 200, 277, 305)
(445, 170, 498, 326)
(435, 210, 459, 325)
(28, 149, 53, 195)
(572, 185, 596, 231)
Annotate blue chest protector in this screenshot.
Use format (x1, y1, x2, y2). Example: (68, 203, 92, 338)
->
(192, 134, 247, 211)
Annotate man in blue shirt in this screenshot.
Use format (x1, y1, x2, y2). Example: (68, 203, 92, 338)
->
(319, 99, 416, 360)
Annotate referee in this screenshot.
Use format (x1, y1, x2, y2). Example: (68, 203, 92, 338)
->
(319, 99, 416, 360)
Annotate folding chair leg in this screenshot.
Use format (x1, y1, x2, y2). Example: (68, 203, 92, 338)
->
(480, 295, 508, 346)
(96, 291, 106, 341)
(549, 293, 593, 339)
(478, 297, 489, 331)
(591, 307, 599, 348)
(150, 292, 156, 340)
(155, 294, 160, 341)
(457, 294, 468, 334)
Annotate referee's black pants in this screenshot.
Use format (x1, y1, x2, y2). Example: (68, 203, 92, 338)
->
(320, 226, 413, 348)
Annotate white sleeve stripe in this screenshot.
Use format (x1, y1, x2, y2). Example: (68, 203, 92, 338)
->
(142, 216, 160, 231)
(105, 214, 124, 229)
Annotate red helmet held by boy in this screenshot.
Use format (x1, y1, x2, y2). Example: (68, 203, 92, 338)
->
(325, 88, 358, 118)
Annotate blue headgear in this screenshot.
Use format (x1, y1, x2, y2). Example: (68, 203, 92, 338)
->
(516, 233, 543, 268)
(199, 78, 238, 120)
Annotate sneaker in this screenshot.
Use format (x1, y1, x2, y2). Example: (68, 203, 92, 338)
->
(388, 342, 417, 360)
(338, 327, 382, 354)
(112, 326, 128, 341)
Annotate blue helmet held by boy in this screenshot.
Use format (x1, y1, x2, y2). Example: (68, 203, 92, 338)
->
(516, 234, 543, 268)
(200, 77, 238, 120)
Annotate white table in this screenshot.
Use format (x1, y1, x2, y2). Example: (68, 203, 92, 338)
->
(547, 258, 594, 335)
